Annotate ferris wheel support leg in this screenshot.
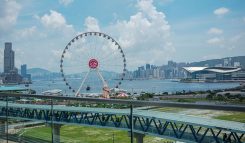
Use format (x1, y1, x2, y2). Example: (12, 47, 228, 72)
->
(75, 71, 90, 97)
(96, 69, 108, 88)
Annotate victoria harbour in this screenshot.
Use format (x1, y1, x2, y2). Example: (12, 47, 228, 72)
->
(25, 79, 240, 95)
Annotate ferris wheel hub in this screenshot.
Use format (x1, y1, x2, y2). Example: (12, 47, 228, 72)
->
(88, 59, 99, 69)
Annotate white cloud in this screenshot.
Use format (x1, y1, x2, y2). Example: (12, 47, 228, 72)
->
(228, 33, 245, 50)
(39, 10, 74, 33)
(107, 0, 174, 68)
(16, 26, 37, 38)
(207, 27, 223, 35)
(207, 37, 223, 45)
(230, 34, 243, 43)
(157, 0, 174, 5)
(214, 7, 230, 16)
(0, 0, 21, 32)
(37, 10, 75, 40)
(0, 0, 173, 71)
(84, 16, 100, 32)
(59, 0, 74, 6)
(9, 10, 76, 71)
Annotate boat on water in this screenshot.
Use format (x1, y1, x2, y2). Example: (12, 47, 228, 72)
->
(42, 89, 63, 96)
(169, 79, 181, 82)
(110, 87, 127, 93)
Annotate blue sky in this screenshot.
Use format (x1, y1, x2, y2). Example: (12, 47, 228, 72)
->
(0, 0, 245, 72)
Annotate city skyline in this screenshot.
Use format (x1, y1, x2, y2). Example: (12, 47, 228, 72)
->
(0, 0, 245, 72)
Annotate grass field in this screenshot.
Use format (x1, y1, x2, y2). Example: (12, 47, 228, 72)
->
(153, 107, 245, 123)
(214, 112, 245, 123)
(22, 125, 173, 143)
(151, 107, 184, 113)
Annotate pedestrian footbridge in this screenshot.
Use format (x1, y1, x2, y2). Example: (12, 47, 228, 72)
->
(0, 100, 244, 143)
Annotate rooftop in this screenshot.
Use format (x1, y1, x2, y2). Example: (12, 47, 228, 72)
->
(183, 67, 241, 73)
(0, 86, 27, 91)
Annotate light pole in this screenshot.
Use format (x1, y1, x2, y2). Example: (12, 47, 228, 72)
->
(112, 132, 114, 143)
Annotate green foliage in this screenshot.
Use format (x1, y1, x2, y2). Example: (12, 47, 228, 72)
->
(206, 93, 214, 100)
(216, 94, 225, 101)
(176, 99, 195, 103)
(137, 92, 154, 100)
(29, 89, 36, 94)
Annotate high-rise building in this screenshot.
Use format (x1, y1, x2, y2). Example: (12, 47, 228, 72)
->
(1, 42, 23, 84)
(20, 64, 31, 83)
(146, 64, 151, 70)
(224, 58, 232, 67)
(21, 64, 27, 77)
(4, 42, 15, 73)
(234, 62, 240, 67)
(138, 66, 145, 78)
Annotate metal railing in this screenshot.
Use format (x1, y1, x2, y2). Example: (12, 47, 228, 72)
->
(0, 93, 245, 112)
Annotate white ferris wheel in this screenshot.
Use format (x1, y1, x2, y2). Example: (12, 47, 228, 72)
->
(60, 32, 126, 98)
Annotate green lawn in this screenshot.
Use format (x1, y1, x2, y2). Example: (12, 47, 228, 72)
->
(22, 125, 173, 143)
(152, 107, 184, 113)
(214, 112, 245, 123)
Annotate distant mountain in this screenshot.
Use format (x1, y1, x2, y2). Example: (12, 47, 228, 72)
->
(27, 68, 60, 80)
(28, 68, 51, 74)
(65, 70, 119, 79)
(27, 68, 119, 80)
(189, 56, 245, 68)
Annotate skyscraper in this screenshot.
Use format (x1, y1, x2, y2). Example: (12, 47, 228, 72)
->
(1, 42, 22, 84)
(21, 64, 31, 83)
(4, 42, 15, 73)
(21, 64, 27, 77)
(146, 64, 151, 70)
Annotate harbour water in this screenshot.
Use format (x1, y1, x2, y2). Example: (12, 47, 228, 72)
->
(22, 79, 240, 95)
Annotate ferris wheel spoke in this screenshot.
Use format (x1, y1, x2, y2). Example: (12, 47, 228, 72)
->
(76, 45, 92, 60)
(92, 36, 99, 58)
(95, 37, 103, 59)
(98, 49, 119, 62)
(93, 36, 102, 59)
(76, 42, 92, 60)
(88, 36, 96, 58)
(99, 56, 122, 66)
(91, 35, 102, 59)
(63, 64, 87, 68)
(96, 40, 117, 60)
(100, 64, 123, 67)
(84, 37, 93, 59)
(62, 65, 88, 72)
(99, 56, 124, 71)
(99, 64, 123, 71)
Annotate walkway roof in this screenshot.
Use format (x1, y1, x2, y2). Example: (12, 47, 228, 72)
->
(0, 86, 27, 91)
(183, 67, 241, 74)
(0, 101, 244, 133)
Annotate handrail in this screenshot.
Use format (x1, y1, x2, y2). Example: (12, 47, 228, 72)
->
(0, 93, 245, 112)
